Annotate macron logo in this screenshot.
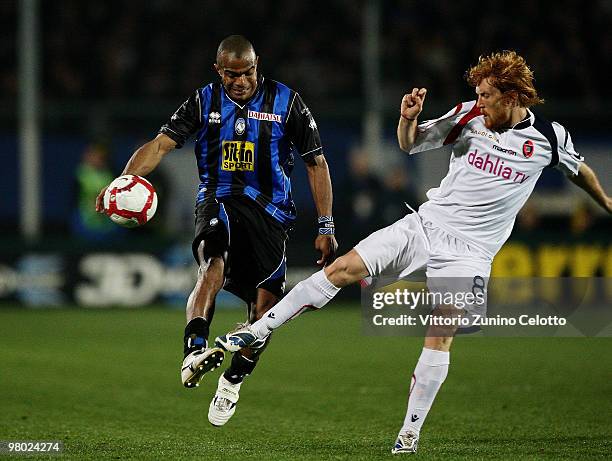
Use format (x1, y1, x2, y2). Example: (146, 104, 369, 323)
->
(411, 414, 419, 422)
(268, 312, 276, 319)
(492, 144, 518, 156)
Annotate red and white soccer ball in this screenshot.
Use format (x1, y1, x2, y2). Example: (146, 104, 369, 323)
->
(103, 175, 158, 228)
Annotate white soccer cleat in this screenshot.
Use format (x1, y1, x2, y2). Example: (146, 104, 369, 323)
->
(181, 347, 224, 388)
(391, 430, 419, 454)
(215, 325, 267, 353)
(208, 375, 242, 426)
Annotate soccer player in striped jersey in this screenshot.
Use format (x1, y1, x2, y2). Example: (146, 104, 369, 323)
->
(95, 35, 338, 426)
(215, 51, 611, 452)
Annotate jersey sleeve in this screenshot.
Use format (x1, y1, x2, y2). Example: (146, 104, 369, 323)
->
(552, 122, 583, 175)
(409, 101, 480, 154)
(285, 92, 323, 162)
(159, 91, 202, 149)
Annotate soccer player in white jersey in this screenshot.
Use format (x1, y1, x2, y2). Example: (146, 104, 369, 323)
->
(214, 51, 611, 453)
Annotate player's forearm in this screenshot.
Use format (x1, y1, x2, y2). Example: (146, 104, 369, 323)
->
(122, 134, 175, 176)
(306, 155, 333, 217)
(569, 163, 612, 213)
(397, 117, 418, 152)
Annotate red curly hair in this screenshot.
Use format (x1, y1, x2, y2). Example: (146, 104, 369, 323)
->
(466, 51, 544, 107)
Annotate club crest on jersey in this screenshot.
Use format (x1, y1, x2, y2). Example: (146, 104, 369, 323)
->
(522, 140, 534, 158)
(209, 112, 221, 124)
(235, 117, 246, 135)
(222, 140, 255, 171)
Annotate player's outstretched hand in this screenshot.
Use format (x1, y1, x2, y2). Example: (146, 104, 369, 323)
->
(401, 87, 427, 121)
(95, 186, 109, 213)
(315, 235, 338, 266)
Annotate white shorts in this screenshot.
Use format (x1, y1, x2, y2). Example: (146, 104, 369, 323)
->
(354, 212, 491, 316)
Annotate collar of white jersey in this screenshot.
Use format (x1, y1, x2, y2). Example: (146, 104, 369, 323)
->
(509, 108, 534, 130)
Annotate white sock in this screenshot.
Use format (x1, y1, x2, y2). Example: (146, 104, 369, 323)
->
(250, 269, 340, 338)
(400, 348, 450, 435)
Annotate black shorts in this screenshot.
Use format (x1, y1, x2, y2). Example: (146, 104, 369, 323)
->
(192, 196, 288, 304)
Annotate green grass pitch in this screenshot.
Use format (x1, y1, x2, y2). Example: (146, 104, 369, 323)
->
(1, 305, 610, 460)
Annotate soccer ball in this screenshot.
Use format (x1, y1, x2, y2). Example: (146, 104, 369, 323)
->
(103, 175, 158, 228)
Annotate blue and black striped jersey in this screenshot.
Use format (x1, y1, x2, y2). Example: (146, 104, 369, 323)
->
(159, 77, 323, 227)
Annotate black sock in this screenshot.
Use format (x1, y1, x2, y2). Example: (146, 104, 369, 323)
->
(223, 353, 257, 384)
(183, 317, 209, 357)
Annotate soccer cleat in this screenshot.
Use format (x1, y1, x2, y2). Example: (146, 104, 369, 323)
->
(208, 375, 242, 426)
(391, 430, 419, 454)
(181, 347, 224, 388)
(215, 325, 267, 352)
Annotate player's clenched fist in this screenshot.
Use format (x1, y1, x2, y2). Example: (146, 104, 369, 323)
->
(401, 88, 427, 121)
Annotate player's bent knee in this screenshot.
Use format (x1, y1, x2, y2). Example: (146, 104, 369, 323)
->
(325, 252, 367, 288)
(197, 239, 226, 265)
(196, 240, 206, 262)
(196, 241, 225, 274)
(424, 334, 454, 352)
(324, 258, 349, 287)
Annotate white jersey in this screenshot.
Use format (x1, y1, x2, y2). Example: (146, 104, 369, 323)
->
(411, 100, 583, 258)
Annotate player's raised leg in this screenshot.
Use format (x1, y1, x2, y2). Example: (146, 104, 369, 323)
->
(208, 288, 277, 426)
(217, 212, 431, 351)
(215, 249, 369, 351)
(181, 240, 225, 388)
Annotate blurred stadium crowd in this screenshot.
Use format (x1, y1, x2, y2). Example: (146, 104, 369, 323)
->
(1, 0, 610, 243)
(2, 1, 611, 104)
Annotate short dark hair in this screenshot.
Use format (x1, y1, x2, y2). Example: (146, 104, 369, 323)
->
(216, 35, 256, 63)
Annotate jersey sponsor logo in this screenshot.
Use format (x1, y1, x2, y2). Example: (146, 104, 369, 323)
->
(235, 117, 246, 135)
(247, 110, 282, 123)
(467, 149, 530, 183)
(492, 144, 518, 156)
(469, 128, 498, 142)
(222, 141, 255, 171)
(522, 140, 534, 158)
(209, 112, 221, 124)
